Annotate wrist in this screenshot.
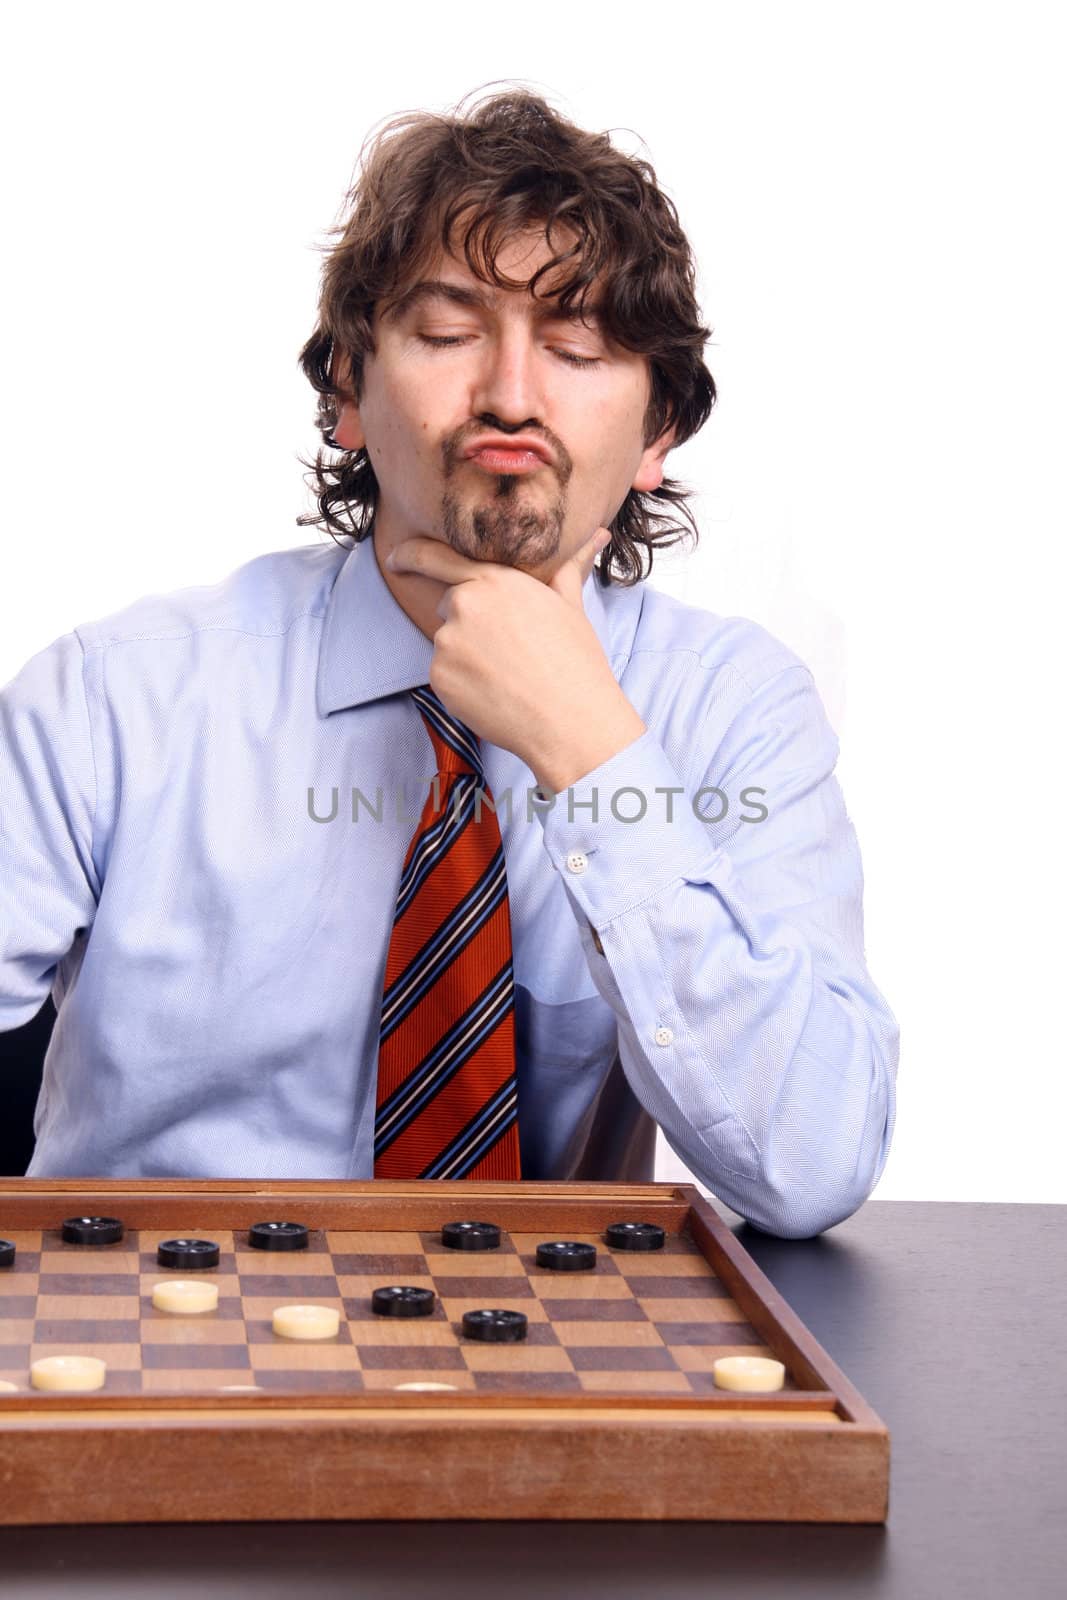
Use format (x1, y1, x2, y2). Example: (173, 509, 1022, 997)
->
(529, 703, 647, 794)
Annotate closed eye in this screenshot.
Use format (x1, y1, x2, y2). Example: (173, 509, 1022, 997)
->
(416, 334, 601, 369)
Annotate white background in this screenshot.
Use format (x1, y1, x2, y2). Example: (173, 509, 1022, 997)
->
(2, 3, 1063, 1201)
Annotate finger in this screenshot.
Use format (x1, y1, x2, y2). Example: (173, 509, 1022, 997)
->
(386, 536, 482, 581)
(586, 526, 612, 575)
(550, 527, 611, 602)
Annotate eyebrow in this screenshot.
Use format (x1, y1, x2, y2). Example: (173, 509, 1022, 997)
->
(382, 278, 604, 328)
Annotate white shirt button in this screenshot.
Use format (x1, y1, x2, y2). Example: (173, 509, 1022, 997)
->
(565, 851, 588, 875)
(654, 1025, 674, 1047)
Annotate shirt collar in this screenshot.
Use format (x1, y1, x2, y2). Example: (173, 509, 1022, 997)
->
(316, 531, 616, 716)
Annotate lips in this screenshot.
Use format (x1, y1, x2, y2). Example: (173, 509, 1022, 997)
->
(464, 435, 554, 466)
(466, 447, 547, 474)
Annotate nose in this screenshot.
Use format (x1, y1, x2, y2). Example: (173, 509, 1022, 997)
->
(469, 320, 546, 432)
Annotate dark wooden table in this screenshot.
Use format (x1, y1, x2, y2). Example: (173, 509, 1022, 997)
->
(1, 1199, 1063, 1598)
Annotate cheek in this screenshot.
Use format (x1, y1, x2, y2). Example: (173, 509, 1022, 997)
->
(589, 374, 643, 436)
(377, 378, 449, 462)
(578, 397, 644, 483)
(363, 398, 418, 471)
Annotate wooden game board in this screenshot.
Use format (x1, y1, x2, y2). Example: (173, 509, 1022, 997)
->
(0, 1180, 889, 1524)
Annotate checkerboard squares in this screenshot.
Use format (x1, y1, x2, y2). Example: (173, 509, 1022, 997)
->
(461, 1344, 575, 1373)
(141, 1369, 256, 1394)
(552, 1321, 667, 1349)
(141, 1319, 249, 1346)
(1, 1221, 789, 1400)
(144, 1274, 241, 1299)
(578, 1370, 694, 1394)
(606, 1253, 712, 1276)
(0, 1231, 43, 1254)
(527, 1274, 633, 1299)
(251, 1343, 361, 1372)
(241, 1296, 344, 1321)
(421, 1254, 527, 1277)
(345, 1319, 454, 1346)
(672, 1344, 780, 1372)
(28, 1343, 143, 1372)
(636, 1297, 750, 1323)
(326, 1231, 426, 1253)
(39, 1250, 141, 1275)
(361, 1369, 476, 1393)
(235, 1251, 336, 1275)
(336, 1275, 435, 1299)
(437, 1298, 550, 1325)
(37, 1295, 141, 1320)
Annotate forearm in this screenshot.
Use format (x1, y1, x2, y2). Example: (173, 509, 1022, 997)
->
(534, 720, 900, 1240)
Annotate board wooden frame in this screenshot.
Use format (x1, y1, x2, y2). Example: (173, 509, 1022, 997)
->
(0, 1179, 890, 1524)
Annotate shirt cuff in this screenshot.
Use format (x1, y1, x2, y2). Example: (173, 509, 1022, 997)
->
(531, 727, 727, 927)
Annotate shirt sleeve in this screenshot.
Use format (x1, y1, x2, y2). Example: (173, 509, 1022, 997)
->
(532, 663, 900, 1240)
(0, 631, 101, 1030)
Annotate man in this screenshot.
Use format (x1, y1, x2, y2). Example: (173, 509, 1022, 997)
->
(0, 89, 898, 1237)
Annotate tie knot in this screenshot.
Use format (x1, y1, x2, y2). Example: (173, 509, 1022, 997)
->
(411, 685, 485, 783)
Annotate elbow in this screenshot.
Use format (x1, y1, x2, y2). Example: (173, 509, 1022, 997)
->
(762, 1000, 900, 1239)
(755, 1115, 895, 1241)
(733, 1080, 897, 1242)
(730, 1169, 878, 1240)
(690, 992, 900, 1241)
(699, 1146, 884, 1241)
(742, 1191, 870, 1242)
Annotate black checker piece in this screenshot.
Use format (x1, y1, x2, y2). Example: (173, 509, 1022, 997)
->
(371, 1286, 436, 1318)
(248, 1222, 309, 1252)
(536, 1241, 597, 1272)
(462, 1309, 527, 1343)
(157, 1238, 220, 1270)
(605, 1221, 666, 1251)
(61, 1216, 124, 1246)
(441, 1221, 501, 1252)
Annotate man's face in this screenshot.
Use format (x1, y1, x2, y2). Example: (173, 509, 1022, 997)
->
(332, 227, 675, 581)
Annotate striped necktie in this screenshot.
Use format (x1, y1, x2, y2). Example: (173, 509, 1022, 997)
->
(373, 685, 522, 1180)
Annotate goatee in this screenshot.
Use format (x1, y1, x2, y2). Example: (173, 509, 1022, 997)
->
(441, 476, 567, 569)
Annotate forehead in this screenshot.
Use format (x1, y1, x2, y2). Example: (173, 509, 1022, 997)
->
(380, 228, 605, 325)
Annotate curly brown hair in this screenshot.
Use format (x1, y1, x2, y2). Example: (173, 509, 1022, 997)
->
(295, 83, 717, 588)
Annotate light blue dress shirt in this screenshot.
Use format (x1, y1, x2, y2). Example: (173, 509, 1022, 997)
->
(0, 534, 898, 1238)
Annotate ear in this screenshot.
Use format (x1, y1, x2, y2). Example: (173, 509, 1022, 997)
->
(329, 349, 366, 452)
(331, 400, 365, 452)
(630, 422, 678, 494)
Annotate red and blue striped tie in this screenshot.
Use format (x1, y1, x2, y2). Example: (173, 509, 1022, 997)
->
(373, 685, 522, 1180)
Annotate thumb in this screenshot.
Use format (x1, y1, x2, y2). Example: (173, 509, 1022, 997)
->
(550, 526, 611, 602)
